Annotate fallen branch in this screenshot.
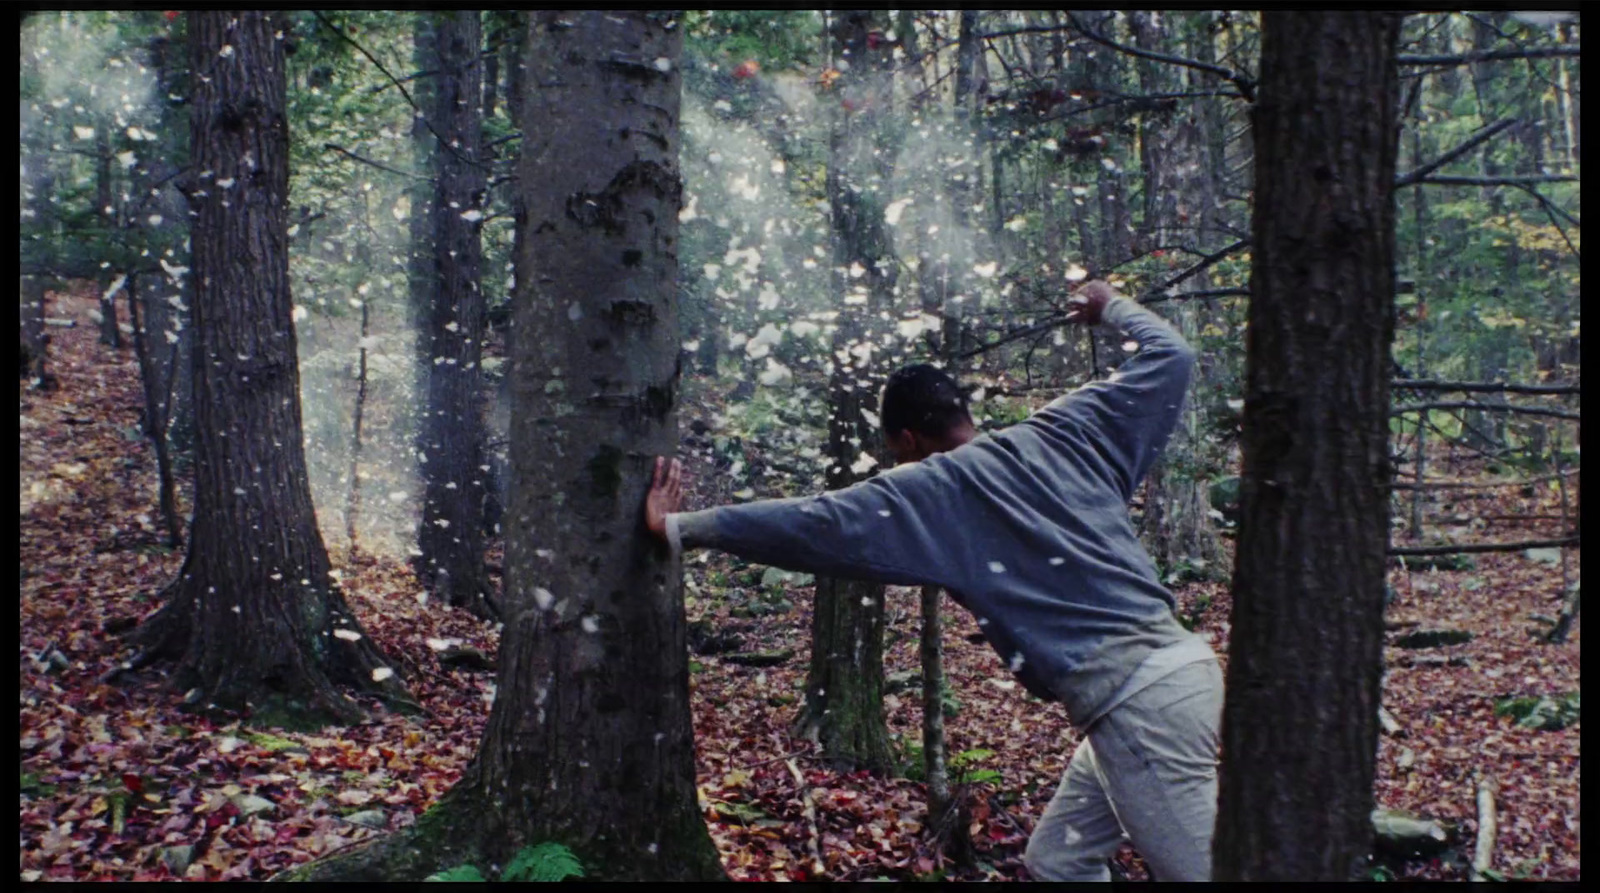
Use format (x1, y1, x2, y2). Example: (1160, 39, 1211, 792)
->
(784, 758, 826, 879)
(1392, 400, 1579, 421)
(1395, 117, 1517, 188)
(1392, 378, 1580, 396)
(1388, 536, 1579, 557)
(1389, 469, 1578, 491)
(1469, 774, 1497, 882)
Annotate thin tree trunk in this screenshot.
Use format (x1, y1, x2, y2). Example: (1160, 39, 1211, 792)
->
(95, 129, 122, 348)
(796, 9, 896, 774)
(920, 584, 972, 864)
(1214, 11, 1402, 882)
(345, 298, 370, 559)
(414, 11, 496, 620)
(125, 273, 183, 548)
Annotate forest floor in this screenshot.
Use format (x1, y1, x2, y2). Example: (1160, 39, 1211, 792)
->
(19, 284, 1580, 881)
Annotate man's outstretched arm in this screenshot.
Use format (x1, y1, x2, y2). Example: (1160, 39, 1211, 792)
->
(645, 457, 957, 590)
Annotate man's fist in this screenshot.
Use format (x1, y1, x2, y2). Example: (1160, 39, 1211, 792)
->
(1066, 279, 1119, 326)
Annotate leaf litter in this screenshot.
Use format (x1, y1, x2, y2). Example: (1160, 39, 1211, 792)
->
(19, 285, 1578, 881)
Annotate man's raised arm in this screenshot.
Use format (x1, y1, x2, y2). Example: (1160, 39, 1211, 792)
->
(1036, 281, 1197, 500)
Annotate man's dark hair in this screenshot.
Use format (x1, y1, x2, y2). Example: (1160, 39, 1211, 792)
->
(881, 364, 972, 438)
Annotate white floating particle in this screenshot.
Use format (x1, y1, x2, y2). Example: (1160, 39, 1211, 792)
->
(1049, 557, 1066, 566)
(147, 214, 163, 226)
(988, 561, 1007, 573)
(371, 667, 394, 682)
(653, 57, 672, 72)
(878, 509, 892, 518)
(334, 629, 362, 641)
(233, 487, 247, 495)
(884, 197, 913, 226)
(434, 518, 450, 528)
(219, 45, 235, 59)
(1065, 263, 1089, 282)
(1009, 653, 1026, 672)
(1122, 340, 1139, 352)
(861, 596, 875, 606)
(426, 638, 454, 651)
(733, 488, 755, 499)
(849, 452, 878, 475)
(581, 616, 600, 634)
(460, 209, 484, 222)
(217, 177, 235, 188)
(387, 491, 407, 503)
(73, 125, 96, 140)
(534, 587, 556, 611)
(568, 302, 583, 322)
(973, 261, 998, 278)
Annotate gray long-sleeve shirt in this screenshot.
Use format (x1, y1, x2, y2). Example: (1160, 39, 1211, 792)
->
(668, 297, 1204, 729)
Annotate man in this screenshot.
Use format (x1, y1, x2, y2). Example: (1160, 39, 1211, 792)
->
(645, 281, 1223, 881)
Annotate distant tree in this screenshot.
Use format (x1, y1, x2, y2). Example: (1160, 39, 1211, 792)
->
(793, 8, 898, 774)
(279, 10, 724, 881)
(1213, 10, 1402, 881)
(119, 11, 414, 725)
(413, 11, 497, 620)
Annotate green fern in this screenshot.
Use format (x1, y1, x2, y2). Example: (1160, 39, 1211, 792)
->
(502, 841, 585, 883)
(425, 864, 487, 882)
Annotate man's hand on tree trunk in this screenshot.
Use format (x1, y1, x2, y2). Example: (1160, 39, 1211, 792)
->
(646, 456, 684, 542)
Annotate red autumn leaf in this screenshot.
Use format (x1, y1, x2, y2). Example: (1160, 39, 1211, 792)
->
(121, 773, 144, 794)
(164, 10, 179, 22)
(1151, 249, 1165, 258)
(733, 60, 759, 80)
(866, 31, 885, 50)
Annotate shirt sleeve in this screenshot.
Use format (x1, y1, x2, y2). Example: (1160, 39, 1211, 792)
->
(667, 461, 964, 591)
(1031, 297, 1197, 501)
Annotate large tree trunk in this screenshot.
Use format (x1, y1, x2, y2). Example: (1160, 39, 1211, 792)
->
(794, 9, 895, 775)
(279, 10, 721, 881)
(413, 11, 497, 621)
(1213, 11, 1401, 881)
(121, 11, 414, 727)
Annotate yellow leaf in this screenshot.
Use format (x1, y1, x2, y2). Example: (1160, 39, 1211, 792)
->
(89, 796, 108, 817)
(723, 768, 752, 788)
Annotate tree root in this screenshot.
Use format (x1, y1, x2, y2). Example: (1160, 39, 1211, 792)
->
(271, 796, 482, 882)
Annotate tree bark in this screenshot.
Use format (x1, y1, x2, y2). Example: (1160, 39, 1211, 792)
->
(413, 11, 497, 621)
(1214, 11, 1402, 882)
(795, 9, 895, 775)
(277, 10, 723, 881)
(920, 585, 972, 863)
(95, 128, 122, 348)
(122, 11, 414, 727)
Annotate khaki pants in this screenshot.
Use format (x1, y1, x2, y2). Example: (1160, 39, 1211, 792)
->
(1023, 657, 1224, 881)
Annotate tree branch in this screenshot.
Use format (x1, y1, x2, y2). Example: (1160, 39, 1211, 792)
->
(1388, 536, 1578, 557)
(324, 143, 429, 181)
(1393, 379, 1580, 395)
(1389, 469, 1578, 492)
(1413, 174, 1579, 186)
(1394, 117, 1517, 187)
(1397, 45, 1581, 66)
(1393, 400, 1579, 421)
(1066, 11, 1256, 102)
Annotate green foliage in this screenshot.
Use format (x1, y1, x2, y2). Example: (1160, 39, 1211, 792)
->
(502, 842, 585, 883)
(426, 863, 487, 882)
(1494, 691, 1579, 731)
(424, 841, 584, 883)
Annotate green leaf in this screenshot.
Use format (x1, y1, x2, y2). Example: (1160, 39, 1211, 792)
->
(502, 841, 585, 883)
(425, 864, 487, 882)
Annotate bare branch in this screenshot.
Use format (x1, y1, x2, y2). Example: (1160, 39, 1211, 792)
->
(1388, 536, 1578, 557)
(1397, 45, 1581, 66)
(1394, 117, 1517, 187)
(1066, 11, 1256, 102)
(1390, 469, 1579, 492)
(1393, 400, 1579, 421)
(324, 143, 429, 181)
(1393, 379, 1580, 396)
(1413, 174, 1579, 186)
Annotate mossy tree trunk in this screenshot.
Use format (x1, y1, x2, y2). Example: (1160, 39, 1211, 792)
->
(121, 10, 414, 727)
(1213, 10, 1401, 881)
(413, 10, 497, 621)
(794, 9, 896, 775)
(275, 10, 723, 882)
